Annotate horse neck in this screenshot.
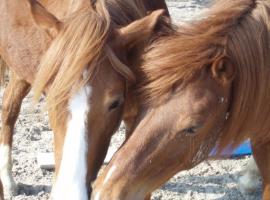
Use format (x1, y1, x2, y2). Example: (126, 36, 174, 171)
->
(38, 0, 90, 20)
(0, 0, 51, 84)
(0, 0, 90, 84)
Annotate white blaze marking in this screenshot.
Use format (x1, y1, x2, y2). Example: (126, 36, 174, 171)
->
(52, 86, 91, 200)
(103, 165, 116, 185)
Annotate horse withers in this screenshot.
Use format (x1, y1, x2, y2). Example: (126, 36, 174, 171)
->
(0, 0, 166, 199)
(92, 0, 270, 199)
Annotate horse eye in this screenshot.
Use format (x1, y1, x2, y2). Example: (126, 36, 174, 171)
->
(183, 124, 202, 135)
(108, 100, 120, 111)
(184, 127, 197, 134)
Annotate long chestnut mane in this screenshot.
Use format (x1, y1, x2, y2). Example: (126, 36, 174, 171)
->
(33, 0, 163, 127)
(138, 0, 270, 150)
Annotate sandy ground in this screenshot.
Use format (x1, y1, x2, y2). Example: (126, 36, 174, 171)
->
(1, 0, 262, 199)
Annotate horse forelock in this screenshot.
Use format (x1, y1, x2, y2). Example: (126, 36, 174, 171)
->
(138, 0, 270, 150)
(33, 0, 169, 128)
(33, 0, 113, 127)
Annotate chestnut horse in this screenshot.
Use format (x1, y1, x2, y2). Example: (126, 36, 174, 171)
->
(0, 0, 168, 199)
(92, 0, 270, 199)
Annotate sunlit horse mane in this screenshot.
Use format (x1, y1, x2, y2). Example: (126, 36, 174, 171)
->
(139, 0, 270, 151)
(33, 0, 135, 127)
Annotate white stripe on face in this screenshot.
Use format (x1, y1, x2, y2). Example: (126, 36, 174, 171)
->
(52, 86, 91, 200)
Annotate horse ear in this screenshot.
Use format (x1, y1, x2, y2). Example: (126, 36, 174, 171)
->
(117, 9, 165, 49)
(28, 0, 62, 38)
(211, 57, 236, 84)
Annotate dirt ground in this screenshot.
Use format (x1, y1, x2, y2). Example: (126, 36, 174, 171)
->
(1, 0, 262, 199)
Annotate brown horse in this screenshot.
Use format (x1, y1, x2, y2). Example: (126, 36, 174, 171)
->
(92, 0, 270, 199)
(0, 0, 168, 199)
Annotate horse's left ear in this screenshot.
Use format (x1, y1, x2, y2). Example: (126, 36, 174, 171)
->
(211, 57, 236, 84)
(117, 9, 166, 49)
(27, 0, 62, 38)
